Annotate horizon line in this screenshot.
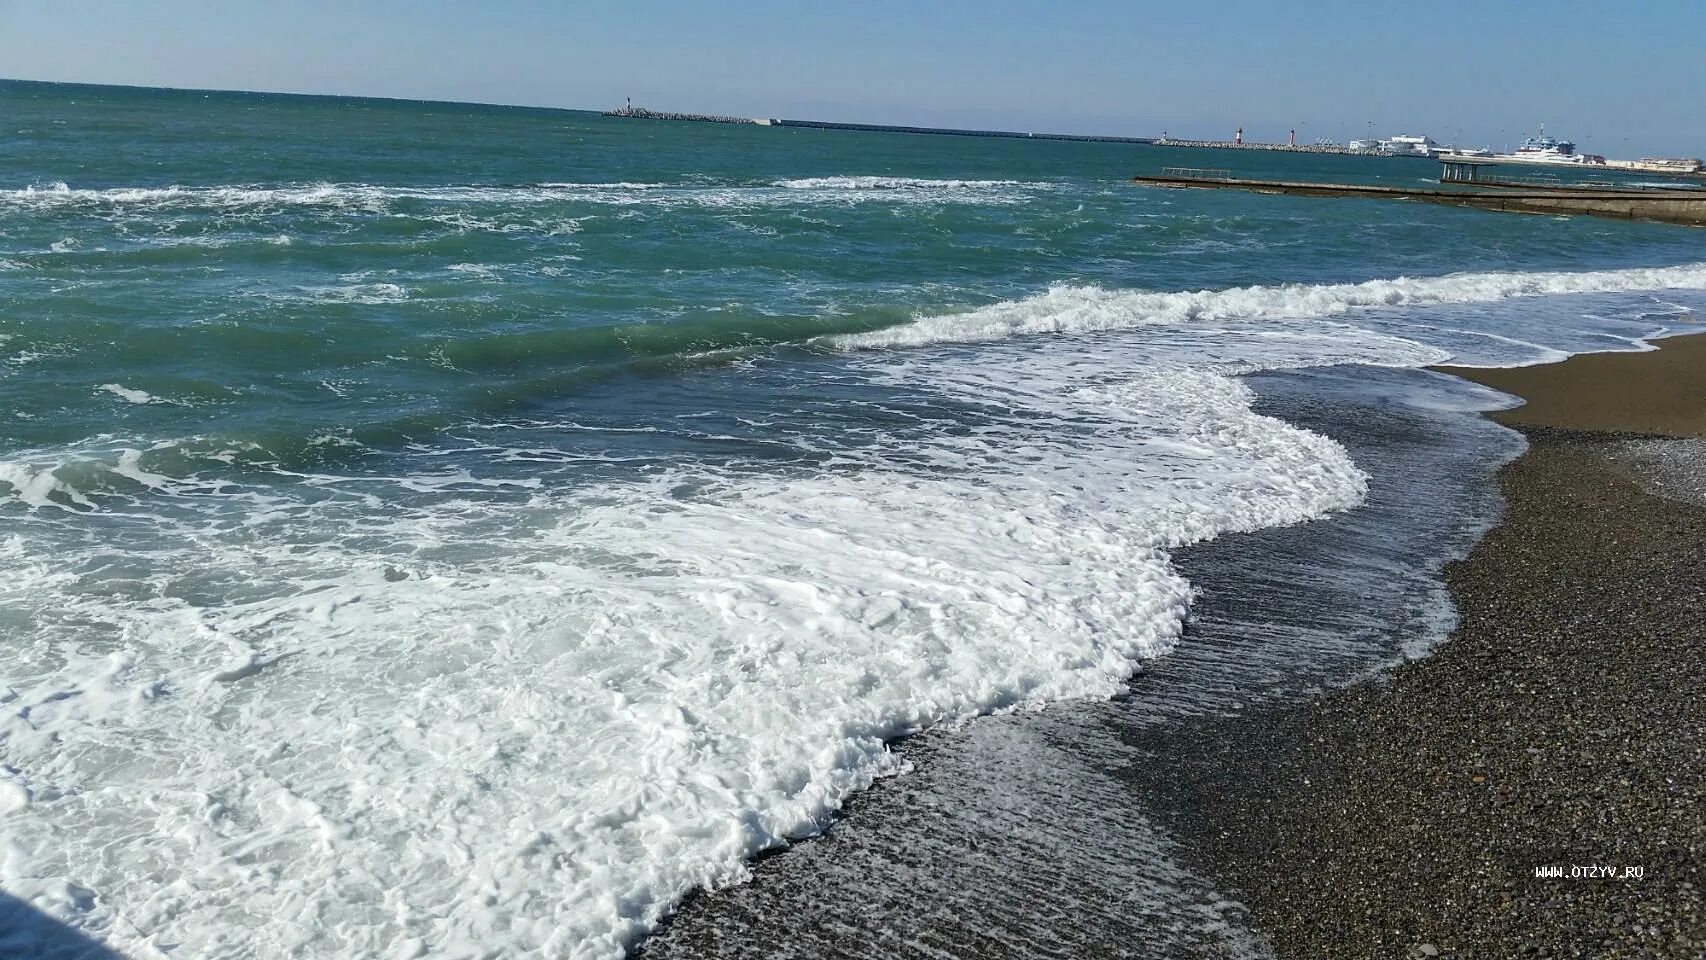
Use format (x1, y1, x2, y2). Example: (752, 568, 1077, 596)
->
(0, 75, 1181, 144)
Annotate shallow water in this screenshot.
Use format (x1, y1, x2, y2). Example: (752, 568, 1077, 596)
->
(2, 79, 1703, 958)
(640, 363, 1524, 959)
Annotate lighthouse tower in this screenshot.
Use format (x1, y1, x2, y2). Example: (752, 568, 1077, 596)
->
(1235, 127, 1243, 145)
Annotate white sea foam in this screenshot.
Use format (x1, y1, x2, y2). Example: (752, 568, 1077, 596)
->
(446, 262, 500, 279)
(1, 341, 1365, 958)
(295, 282, 410, 304)
(2, 349, 46, 372)
(0, 441, 235, 510)
(773, 176, 1037, 190)
(832, 262, 1706, 351)
(537, 181, 674, 190)
(0, 459, 93, 509)
(0, 178, 1051, 214)
(98, 383, 160, 404)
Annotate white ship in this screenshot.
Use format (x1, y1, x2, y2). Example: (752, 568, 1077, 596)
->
(1480, 126, 1606, 167)
(1350, 133, 1447, 158)
(1377, 134, 1439, 157)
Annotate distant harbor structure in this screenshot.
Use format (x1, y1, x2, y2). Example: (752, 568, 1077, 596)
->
(1132, 159, 1706, 226)
(605, 100, 1156, 144)
(1378, 134, 1439, 157)
(1153, 132, 1369, 156)
(1155, 126, 1449, 156)
(1440, 126, 1705, 175)
(1610, 156, 1706, 175)
(598, 103, 1705, 177)
(603, 98, 768, 125)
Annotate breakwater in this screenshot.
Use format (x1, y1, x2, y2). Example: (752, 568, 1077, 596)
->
(604, 110, 1367, 152)
(601, 105, 1156, 143)
(603, 107, 765, 125)
(1131, 171, 1706, 226)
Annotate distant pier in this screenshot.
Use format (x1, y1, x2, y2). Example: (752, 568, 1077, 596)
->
(602, 101, 1151, 142)
(1131, 164, 1706, 226)
(601, 107, 1375, 153)
(598, 105, 1706, 181)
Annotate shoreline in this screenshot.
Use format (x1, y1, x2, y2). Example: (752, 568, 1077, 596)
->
(1436, 331, 1706, 437)
(1152, 335, 1705, 957)
(636, 338, 1703, 959)
(636, 362, 1522, 959)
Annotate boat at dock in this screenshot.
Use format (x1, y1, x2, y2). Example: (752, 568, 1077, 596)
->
(1378, 134, 1439, 157)
(1452, 126, 1607, 167)
(1441, 132, 1704, 178)
(1349, 134, 1451, 158)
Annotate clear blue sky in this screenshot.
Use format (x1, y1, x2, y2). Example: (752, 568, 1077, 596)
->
(3, 0, 1703, 157)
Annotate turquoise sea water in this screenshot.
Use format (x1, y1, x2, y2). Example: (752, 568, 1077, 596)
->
(2, 80, 1703, 958)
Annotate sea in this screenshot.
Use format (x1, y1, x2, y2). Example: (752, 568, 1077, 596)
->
(1, 80, 1703, 960)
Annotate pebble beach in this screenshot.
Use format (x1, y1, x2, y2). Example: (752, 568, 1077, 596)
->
(1155, 335, 1706, 958)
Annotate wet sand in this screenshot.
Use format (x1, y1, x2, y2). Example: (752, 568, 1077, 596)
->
(1156, 337, 1706, 958)
(1436, 331, 1706, 437)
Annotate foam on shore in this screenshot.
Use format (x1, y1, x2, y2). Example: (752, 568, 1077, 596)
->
(1, 341, 1369, 958)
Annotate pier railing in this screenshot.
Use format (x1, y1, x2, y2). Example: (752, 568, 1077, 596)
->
(1158, 167, 1233, 180)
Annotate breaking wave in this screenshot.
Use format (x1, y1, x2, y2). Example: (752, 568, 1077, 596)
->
(0, 177, 1054, 213)
(833, 262, 1706, 350)
(3, 348, 1363, 958)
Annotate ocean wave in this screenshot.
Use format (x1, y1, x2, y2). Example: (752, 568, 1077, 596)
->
(398, 262, 1706, 377)
(0, 346, 1365, 958)
(0, 443, 234, 509)
(536, 181, 674, 190)
(294, 282, 410, 304)
(832, 261, 1706, 352)
(98, 383, 162, 405)
(0, 177, 1050, 214)
(773, 176, 1042, 190)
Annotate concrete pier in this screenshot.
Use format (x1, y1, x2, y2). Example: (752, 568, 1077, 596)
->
(1130, 171, 1706, 226)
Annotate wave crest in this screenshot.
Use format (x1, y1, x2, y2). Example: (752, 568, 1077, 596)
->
(0, 177, 1052, 213)
(833, 262, 1706, 351)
